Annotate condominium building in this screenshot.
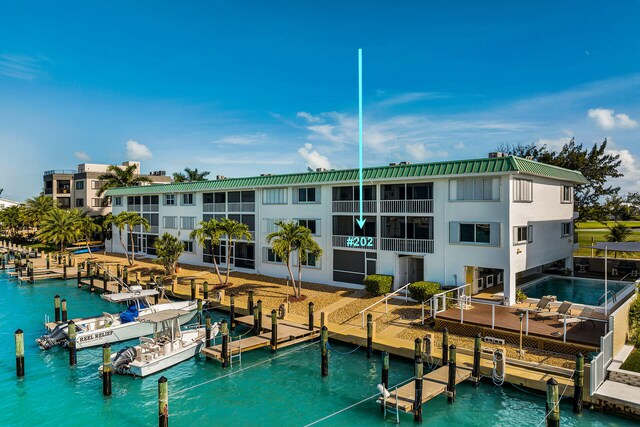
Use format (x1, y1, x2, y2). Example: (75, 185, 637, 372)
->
(0, 197, 21, 210)
(43, 161, 171, 216)
(105, 154, 586, 305)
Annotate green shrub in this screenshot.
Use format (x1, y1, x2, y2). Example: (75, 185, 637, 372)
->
(516, 289, 528, 303)
(629, 294, 640, 345)
(408, 281, 441, 302)
(363, 274, 393, 296)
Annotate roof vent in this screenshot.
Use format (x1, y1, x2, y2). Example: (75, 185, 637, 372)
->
(316, 168, 328, 172)
(525, 156, 534, 160)
(488, 152, 506, 158)
(389, 162, 398, 166)
(399, 161, 411, 165)
(216, 175, 226, 180)
(260, 173, 272, 177)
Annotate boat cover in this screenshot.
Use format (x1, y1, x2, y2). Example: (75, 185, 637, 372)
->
(119, 300, 149, 323)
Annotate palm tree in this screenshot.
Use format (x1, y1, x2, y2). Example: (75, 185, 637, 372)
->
(77, 215, 102, 258)
(189, 219, 224, 285)
(153, 233, 184, 277)
(266, 220, 309, 298)
(172, 167, 210, 183)
(0, 205, 27, 240)
(295, 231, 323, 296)
(24, 194, 57, 228)
(96, 164, 152, 197)
(605, 222, 632, 259)
(118, 211, 150, 265)
(37, 208, 82, 251)
(217, 218, 252, 286)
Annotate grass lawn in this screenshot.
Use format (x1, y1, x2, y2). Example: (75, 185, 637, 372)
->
(574, 229, 640, 257)
(576, 221, 640, 229)
(620, 347, 640, 373)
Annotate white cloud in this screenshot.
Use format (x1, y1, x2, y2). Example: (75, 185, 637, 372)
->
(405, 143, 448, 161)
(588, 108, 637, 129)
(213, 133, 266, 146)
(126, 140, 152, 160)
(0, 54, 47, 80)
(536, 137, 572, 152)
(298, 143, 332, 170)
(296, 112, 324, 123)
(376, 91, 450, 107)
(606, 148, 640, 194)
(74, 150, 91, 162)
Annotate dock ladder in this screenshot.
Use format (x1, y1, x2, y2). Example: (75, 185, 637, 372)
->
(229, 336, 242, 366)
(382, 386, 400, 424)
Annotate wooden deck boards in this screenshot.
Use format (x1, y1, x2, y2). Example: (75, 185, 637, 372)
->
(437, 304, 604, 346)
(381, 362, 473, 412)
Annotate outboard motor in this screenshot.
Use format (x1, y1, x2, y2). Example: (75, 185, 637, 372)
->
(36, 323, 69, 350)
(112, 347, 137, 374)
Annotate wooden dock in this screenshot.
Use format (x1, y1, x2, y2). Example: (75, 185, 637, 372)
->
(202, 315, 320, 363)
(379, 362, 473, 412)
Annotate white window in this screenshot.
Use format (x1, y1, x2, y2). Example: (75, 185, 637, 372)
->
(75, 180, 84, 190)
(163, 216, 178, 229)
(92, 198, 103, 207)
(561, 222, 572, 237)
(450, 221, 500, 246)
(180, 216, 196, 230)
(181, 193, 194, 206)
(450, 178, 499, 201)
(263, 188, 287, 205)
(514, 225, 533, 244)
(301, 252, 318, 267)
(264, 248, 282, 263)
(513, 179, 533, 202)
(295, 187, 318, 204)
(183, 241, 194, 253)
(296, 219, 319, 235)
(561, 186, 573, 203)
(114, 196, 122, 206)
(164, 194, 175, 206)
(91, 180, 105, 190)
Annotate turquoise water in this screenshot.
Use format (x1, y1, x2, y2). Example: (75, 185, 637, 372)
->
(1, 271, 636, 426)
(520, 276, 630, 306)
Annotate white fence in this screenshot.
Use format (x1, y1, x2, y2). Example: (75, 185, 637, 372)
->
(590, 330, 613, 395)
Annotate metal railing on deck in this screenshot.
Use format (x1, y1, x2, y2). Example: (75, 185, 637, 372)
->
(358, 283, 411, 328)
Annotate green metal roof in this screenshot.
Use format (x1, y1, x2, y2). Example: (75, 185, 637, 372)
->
(105, 156, 587, 196)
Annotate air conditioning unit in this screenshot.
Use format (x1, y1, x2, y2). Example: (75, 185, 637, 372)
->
(482, 336, 505, 345)
(488, 152, 506, 158)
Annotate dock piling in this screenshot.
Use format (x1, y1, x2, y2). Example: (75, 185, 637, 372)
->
(54, 295, 61, 322)
(205, 314, 212, 347)
(46, 254, 50, 269)
(190, 279, 196, 301)
(248, 291, 254, 315)
(271, 309, 278, 353)
(446, 344, 456, 403)
(472, 333, 481, 386)
(573, 353, 584, 414)
(221, 320, 229, 368)
(414, 337, 422, 360)
(546, 378, 560, 427)
(203, 281, 209, 300)
(61, 299, 68, 322)
(15, 329, 24, 377)
(308, 302, 314, 331)
(442, 328, 449, 366)
(158, 376, 169, 427)
(68, 320, 77, 366)
(77, 264, 81, 286)
(321, 325, 329, 377)
(102, 343, 112, 396)
(382, 351, 389, 389)
(123, 267, 128, 286)
(257, 300, 263, 333)
(63, 264, 67, 280)
(229, 293, 235, 331)
(197, 299, 203, 325)
(414, 356, 424, 422)
(367, 313, 373, 358)
(103, 270, 108, 293)
(253, 306, 259, 333)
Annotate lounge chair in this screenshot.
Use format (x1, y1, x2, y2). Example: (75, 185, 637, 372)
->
(559, 306, 597, 328)
(528, 295, 553, 312)
(536, 301, 572, 320)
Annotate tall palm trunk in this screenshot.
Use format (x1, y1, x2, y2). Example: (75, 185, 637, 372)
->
(211, 250, 223, 285)
(118, 227, 130, 264)
(296, 252, 303, 298)
(128, 228, 135, 265)
(224, 239, 232, 285)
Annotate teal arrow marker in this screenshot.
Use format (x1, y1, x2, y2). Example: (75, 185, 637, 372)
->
(356, 48, 366, 230)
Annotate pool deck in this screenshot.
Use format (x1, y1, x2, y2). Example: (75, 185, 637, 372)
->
(435, 303, 605, 346)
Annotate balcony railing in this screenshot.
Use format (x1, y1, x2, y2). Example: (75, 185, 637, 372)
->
(332, 235, 378, 249)
(127, 205, 141, 212)
(142, 204, 159, 212)
(203, 202, 227, 212)
(228, 202, 255, 212)
(332, 200, 377, 213)
(380, 199, 433, 214)
(380, 238, 434, 253)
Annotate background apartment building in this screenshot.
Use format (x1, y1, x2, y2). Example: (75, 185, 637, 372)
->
(105, 155, 586, 305)
(43, 161, 171, 216)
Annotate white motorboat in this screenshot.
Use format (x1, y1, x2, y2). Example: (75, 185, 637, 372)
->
(104, 309, 219, 377)
(36, 290, 198, 350)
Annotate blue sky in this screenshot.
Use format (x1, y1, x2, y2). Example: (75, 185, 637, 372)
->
(1, 1, 639, 200)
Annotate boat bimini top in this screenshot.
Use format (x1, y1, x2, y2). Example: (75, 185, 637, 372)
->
(138, 309, 189, 323)
(101, 289, 159, 302)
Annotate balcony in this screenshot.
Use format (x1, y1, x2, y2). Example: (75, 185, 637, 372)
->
(380, 199, 433, 214)
(228, 202, 255, 212)
(203, 202, 227, 213)
(380, 238, 434, 253)
(332, 235, 378, 249)
(142, 204, 159, 212)
(332, 200, 377, 213)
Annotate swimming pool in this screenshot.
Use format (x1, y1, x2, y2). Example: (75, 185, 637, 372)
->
(520, 276, 632, 306)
